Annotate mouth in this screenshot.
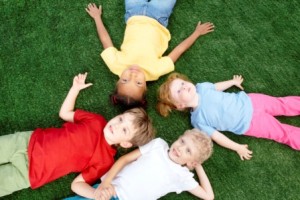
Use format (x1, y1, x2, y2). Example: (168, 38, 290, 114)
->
(172, 148, 179, 157)
(129, 66, 141, 73)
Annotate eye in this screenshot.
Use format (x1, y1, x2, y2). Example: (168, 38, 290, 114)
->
(123, 128, 127, 134)
(121, 78, 128, 83)
(136, 81, 143, 86)
(119, 117, 123, 122)
(181, 139, 184, 144)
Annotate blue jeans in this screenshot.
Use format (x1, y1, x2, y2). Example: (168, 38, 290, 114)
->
(124, 0, 177, 27)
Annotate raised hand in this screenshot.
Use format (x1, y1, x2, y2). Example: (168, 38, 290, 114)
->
(72, 72, 93, 91)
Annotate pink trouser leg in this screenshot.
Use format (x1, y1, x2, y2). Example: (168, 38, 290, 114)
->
(245, 93, 300, 150)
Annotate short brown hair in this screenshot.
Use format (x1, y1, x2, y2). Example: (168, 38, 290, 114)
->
(124, 107, 155, 146)
(157, 73, 191, 117)
(184, 129, 213, 164)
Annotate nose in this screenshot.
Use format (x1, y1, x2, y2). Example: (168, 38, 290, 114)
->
(177, 146, 183, 156)
(131, 71, 139, 77)
(112, 124, 121, 133)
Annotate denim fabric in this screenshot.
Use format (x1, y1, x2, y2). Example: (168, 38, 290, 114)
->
(124, 0, 177, 27)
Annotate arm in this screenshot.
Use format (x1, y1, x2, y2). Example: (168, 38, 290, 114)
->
(71, 174, 96, 199)
(86, 3, 113, 49)
(59, 73, 93, 122)
(214, 75, 244, 91)
(168, 22, 214, 63)
(93, 149, 142, 199)
(188, 165, 214, 200)
(211, 131, 252, 160)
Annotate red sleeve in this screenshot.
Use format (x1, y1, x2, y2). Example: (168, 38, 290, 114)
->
(74, 110, 106, 124)
(81, 162, 114, 184)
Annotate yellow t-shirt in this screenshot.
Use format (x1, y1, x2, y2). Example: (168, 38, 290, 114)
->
(101, 16, 175, 81)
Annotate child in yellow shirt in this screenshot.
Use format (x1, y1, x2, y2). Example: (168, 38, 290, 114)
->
(86, 1, 214, 109)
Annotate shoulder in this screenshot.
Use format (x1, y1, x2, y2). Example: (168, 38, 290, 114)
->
(196, 82, 214, 89)
(139, 138, 168, 153)
(74, 110, 107, 124)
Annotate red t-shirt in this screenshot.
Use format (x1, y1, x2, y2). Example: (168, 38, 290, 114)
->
(28, 109, 117, 189)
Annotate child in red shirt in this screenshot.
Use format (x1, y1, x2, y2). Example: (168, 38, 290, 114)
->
(0, 73, 155, 197)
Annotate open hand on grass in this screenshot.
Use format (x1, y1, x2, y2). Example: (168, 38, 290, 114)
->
(232, 75, 244, 90)
(86, 3, 102, 19)
(236, 144, 253, 160)
(194, 22, 214, 36)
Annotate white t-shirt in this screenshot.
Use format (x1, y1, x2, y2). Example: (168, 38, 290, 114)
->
(102, 138, 198, 200)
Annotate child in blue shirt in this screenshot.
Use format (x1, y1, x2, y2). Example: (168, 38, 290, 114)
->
(157, 73, 300, 160)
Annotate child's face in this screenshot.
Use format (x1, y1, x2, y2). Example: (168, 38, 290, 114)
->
(117, 65, 146, 100)
(104, 112, 136, 147)
(168, 133, 199, 166)
(169, 78, 197, 108)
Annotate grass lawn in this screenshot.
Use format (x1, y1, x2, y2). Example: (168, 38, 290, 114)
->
(0, 0, 299, 199)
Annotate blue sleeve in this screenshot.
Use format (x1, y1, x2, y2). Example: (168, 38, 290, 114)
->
(196, 82, 215, 91)
(193, 121, 216, 137)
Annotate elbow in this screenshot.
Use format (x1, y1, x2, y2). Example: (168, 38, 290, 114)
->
(70, 180, 77, 192)
(59, 110, 66, 121)
(208, 193, 215, 200)
(203, 193, 214, 200)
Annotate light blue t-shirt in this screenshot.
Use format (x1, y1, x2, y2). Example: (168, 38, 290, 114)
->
(190, 82, 253, 136)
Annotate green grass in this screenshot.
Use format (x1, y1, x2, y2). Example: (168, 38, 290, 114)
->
(1, 0, 300, 199)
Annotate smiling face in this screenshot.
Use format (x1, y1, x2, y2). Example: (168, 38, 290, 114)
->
(168, 133, 199, 167)
(117, 65, 147, 100)
(169, 78, 197, 109)
(103, 112, 137, 148)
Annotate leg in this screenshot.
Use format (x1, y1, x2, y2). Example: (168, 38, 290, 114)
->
(147, 0, 177, 27)
(0, 131, 32, 197)
(124, 0, 177, 27)
(124, 0, 148, 23)
(248, 93, 300, 116)
(245, 107, 300, 150)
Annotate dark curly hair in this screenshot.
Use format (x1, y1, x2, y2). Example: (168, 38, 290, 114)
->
(110, 91, 147, 109)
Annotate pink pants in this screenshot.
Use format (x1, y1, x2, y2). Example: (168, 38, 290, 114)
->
(244, 93, 300, 150)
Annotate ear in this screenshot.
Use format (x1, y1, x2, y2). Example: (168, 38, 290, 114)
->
(120, 141, 133, 149)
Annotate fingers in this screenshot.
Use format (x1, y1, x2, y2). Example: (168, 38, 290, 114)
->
(198, 21, 214, 28)
(86, 3, 101, 13)
(78, 72, 88, 80)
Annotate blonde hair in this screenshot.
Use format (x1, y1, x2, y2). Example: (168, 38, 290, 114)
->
(124, 107, 156, 146)
(184, 128, 213, 164)
(157, 73, 192, 117)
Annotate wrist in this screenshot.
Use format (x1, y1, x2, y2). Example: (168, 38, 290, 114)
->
(70, 86, 81, 93)
(94, 16, 102, 22)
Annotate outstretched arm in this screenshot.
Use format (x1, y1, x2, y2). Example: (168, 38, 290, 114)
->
(188, 165, 214, 200)
(86, 3, 113, 49)
(59, 73, 93, 122)
(214, 75, 244, 91)
(168, 21, 214, 63)
(211, 130, 252, 160)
